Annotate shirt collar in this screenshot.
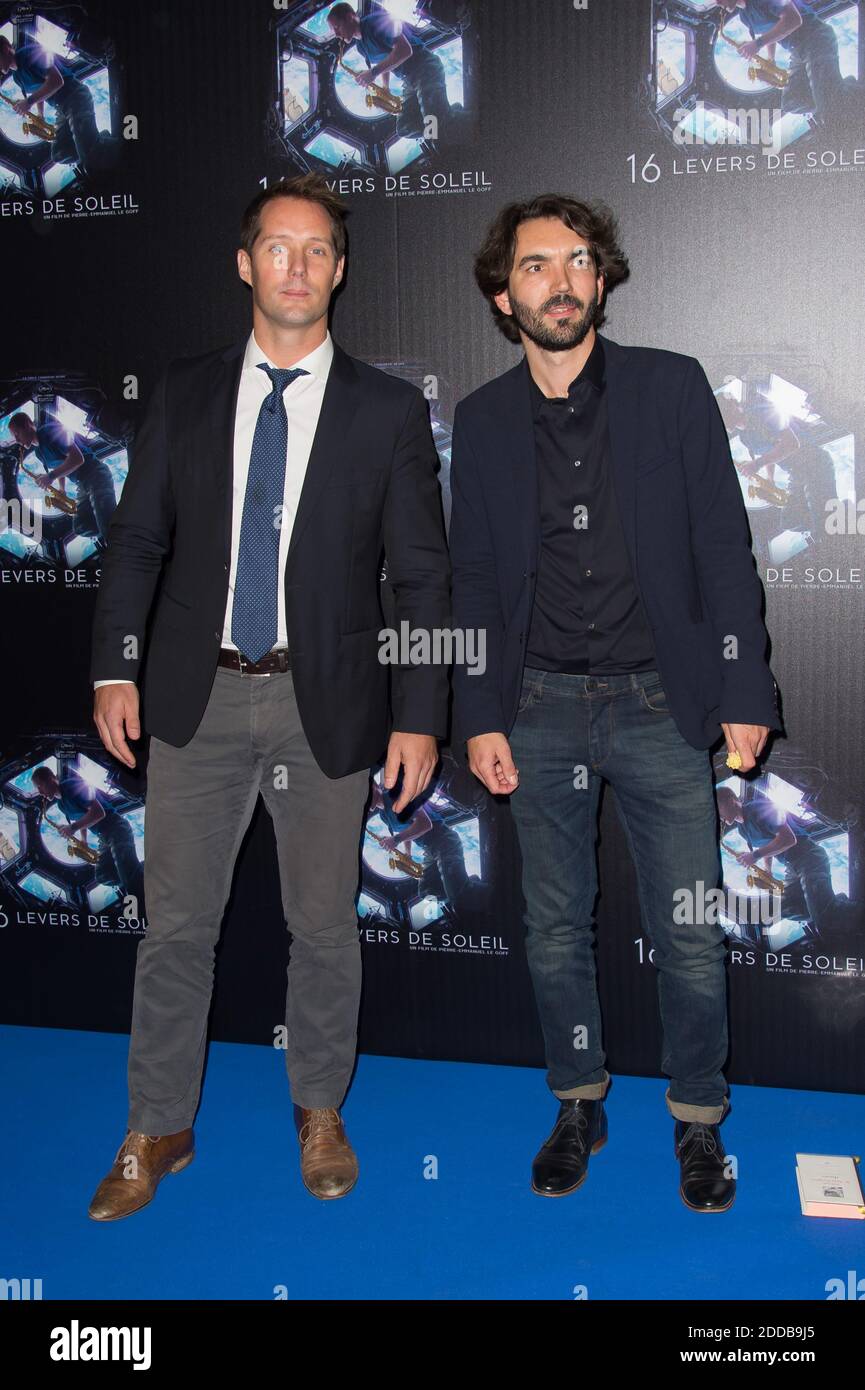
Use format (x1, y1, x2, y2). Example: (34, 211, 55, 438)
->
(527, 332, 605, 418)
(243, 328, 334, 381)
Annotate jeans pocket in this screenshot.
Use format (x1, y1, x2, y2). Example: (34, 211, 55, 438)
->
(517, 671, 541, 714)
(639, 675, 669, 713)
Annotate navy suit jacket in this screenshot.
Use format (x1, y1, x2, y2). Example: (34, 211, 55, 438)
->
(449, 332, 782, 753)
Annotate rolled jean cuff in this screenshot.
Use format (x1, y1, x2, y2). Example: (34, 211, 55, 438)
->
(665, 1087, 729, 1125)
(553, 1069, 611, 1101)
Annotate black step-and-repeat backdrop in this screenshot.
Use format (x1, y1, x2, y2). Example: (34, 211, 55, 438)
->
(1, 0, 863, 1094)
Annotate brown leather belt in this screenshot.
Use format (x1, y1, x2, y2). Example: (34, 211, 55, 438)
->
(217, 646, 291, 675)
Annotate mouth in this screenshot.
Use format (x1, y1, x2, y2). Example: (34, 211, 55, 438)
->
(545, 302, 580, 318)
(279, 289, 310, 299)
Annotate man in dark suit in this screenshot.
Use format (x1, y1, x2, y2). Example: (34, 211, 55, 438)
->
(87, 173, 450, 1219)
(449, 193, 781, 1212)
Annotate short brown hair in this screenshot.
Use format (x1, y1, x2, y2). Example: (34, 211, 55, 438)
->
(328, 2, 356, 23)
(239, 174, 348, 261)
(474, 193, 630, 342)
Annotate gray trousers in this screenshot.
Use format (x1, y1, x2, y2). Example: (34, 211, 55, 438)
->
(128, 663, 371, 1134)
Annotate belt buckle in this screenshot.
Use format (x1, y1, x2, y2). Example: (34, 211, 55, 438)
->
(237, 649, 250, 677)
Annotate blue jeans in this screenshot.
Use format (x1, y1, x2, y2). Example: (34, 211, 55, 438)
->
(508, 667, 729, 1124)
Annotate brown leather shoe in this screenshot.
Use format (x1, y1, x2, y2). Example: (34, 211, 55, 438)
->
(297, 1107, 358, 1200)
(88, 1128, 195, 1221)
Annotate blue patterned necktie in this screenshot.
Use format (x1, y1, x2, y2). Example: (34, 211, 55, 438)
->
(231, 362, 309, 662)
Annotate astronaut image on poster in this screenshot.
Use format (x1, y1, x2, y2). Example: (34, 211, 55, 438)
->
(710, 360, 859, 584)
(271, 0, 480, 194)
(648, 1, 861, 172)
(0, 4, 124, 207)
(714, 744, 861, 973)
(357, 753, 505, 957)
(0, 373, 130, 584)
(0, 738, 146, 936)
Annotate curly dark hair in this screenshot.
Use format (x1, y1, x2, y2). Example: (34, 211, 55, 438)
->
(473, 194, 630, 342)
(240, 173, 348, 262)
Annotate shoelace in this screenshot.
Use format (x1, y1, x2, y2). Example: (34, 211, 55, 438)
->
(679, 1122, 720, 1158)
(114, 1131, 160, 1166)
(550, 1103, 590, 1145)
(299, 1108, 342, 1147)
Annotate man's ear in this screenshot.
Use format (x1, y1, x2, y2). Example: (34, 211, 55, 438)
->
(493, 287, 512, 318)
(237, 248, 252, 287)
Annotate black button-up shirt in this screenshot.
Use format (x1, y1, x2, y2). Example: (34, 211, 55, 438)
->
(525, 333, 656, 674)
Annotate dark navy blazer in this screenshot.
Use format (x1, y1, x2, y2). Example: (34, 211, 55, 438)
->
(90, 338, 451, 778)
(449, 332, 781, 752)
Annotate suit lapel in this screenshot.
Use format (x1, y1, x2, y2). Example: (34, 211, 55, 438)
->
(286, 342, 361, 563)
(600, 333, 640, 562)
(495, 357, 540, 571)
(212, 338, 245, 563)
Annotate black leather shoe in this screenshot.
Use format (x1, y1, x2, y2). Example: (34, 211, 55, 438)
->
(531, 1099, 607, 1197)
(674, 1120, 736, 1212)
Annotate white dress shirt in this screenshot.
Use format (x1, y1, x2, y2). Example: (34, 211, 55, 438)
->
(95, 328, 333, 686)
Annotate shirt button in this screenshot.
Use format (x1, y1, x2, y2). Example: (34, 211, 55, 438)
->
(585, 568, 592, 577)
(574, 459, 581, 467)
(587, 622, 595, 631)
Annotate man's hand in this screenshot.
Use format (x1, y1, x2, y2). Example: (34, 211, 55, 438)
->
(722, 721, 769, 774)
(735, 459, 760, 479)
(467, 732, 519, 796)
(734, 849, 761, 869)
(383, 732, 438, 813)
(738, 38, 764, 61)
(94, 684, 141, 769)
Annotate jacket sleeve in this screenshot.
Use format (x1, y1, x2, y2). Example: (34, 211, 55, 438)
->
(89, 365, 175, 684)
(678, 355, 782, 730)
(381, 387, 451, 737)
(448, 400, 506, 743)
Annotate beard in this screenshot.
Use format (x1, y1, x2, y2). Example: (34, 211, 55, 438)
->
(507, 287, 598, 352)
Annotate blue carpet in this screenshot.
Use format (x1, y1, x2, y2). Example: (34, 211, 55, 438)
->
(1, 1024, 863, 1301)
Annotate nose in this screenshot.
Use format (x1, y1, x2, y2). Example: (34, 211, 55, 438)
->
(549, 261, 575, 295)
(285, 249, 307, 278)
